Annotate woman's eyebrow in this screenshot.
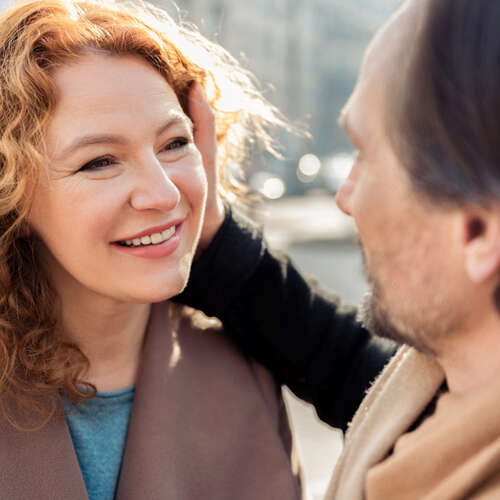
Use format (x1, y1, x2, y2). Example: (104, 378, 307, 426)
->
(156, 112, 193, 137)
(55, 112, 194, 161)
(55, 134, 127, 160)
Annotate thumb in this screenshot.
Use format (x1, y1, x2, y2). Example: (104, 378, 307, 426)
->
(188, 82, 217, 183)
(188, 81, 225, 253)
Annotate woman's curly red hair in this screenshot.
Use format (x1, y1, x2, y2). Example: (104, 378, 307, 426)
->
(0, 0, 288, 427)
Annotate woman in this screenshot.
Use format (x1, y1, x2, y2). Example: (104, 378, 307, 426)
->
(0, 1, 302, 498)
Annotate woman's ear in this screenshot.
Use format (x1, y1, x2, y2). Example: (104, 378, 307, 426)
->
(463, 206, 500, 283)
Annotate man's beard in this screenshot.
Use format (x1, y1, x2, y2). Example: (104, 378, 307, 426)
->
(357, 241, 438, 356)
(357, 286, 437, 356)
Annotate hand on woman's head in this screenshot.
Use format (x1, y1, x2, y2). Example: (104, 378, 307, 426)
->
(188, 82, 225, 254)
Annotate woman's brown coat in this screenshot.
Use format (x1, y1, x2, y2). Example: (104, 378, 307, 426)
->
(0, 302, 302, 499)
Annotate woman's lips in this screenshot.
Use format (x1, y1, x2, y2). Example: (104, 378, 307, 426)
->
(111, 223, 183, 259)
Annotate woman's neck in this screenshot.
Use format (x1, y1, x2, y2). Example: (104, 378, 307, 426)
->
(61, 294, 151, 392)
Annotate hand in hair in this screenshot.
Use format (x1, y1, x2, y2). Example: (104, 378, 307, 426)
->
(188, 82, 225, 254)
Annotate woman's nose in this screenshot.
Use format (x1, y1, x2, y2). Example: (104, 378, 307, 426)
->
(129, 156, 181, 212)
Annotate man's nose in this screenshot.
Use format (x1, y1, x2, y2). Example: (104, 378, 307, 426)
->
(129, 156, 181, 212)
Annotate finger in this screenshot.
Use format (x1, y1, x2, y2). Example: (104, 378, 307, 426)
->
(188, 82, 217, 175)
(187, 83, 225, 252)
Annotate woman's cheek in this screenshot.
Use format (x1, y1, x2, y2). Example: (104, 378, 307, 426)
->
(176, 157, 208, 211)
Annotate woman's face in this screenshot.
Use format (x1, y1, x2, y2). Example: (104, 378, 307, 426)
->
(28, 54, 207, 304)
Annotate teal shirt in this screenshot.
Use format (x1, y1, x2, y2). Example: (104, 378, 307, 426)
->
(64, 387, 135, 500)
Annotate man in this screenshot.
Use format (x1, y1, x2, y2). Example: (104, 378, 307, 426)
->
(180, 0, 500, 498)
(327, 0, 500, 497)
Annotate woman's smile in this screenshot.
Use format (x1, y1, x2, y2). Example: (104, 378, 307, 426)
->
(112, 222, 183, 259)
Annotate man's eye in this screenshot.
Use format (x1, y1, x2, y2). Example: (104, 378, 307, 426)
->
(162, 137, 189, 152)
(79, 156, 116, 172)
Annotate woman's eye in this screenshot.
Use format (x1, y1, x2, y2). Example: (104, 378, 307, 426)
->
(162, 137, 189, 152)
(79, 156, 116, 172)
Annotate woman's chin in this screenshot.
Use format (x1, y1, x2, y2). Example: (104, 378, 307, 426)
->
(130, 274, 189, 304)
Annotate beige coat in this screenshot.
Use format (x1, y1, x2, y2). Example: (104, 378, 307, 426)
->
(326, 344, 500, 500)
(325, 345, 444, 500)
(0, 303, 302, 500)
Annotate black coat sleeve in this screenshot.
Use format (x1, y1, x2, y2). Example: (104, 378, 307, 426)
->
(174, 207, 397, 431)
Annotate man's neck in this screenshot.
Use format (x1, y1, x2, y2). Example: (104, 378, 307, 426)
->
(437, 314, 500, 396)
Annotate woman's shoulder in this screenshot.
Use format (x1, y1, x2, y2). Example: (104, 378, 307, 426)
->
(165, 303, 283, 402)
(171, 304, 245, 362)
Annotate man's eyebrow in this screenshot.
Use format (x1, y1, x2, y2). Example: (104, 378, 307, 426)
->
(55, 112, 193, 160)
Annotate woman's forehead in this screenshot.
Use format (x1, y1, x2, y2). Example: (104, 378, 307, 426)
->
(52, 53, 176, 104)
(45, 54, 190, 160)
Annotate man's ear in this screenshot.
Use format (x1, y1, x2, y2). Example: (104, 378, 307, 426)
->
(463, 206, 500, 283)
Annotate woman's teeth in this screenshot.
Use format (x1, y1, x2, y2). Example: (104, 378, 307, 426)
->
(121, 226, 176, 247)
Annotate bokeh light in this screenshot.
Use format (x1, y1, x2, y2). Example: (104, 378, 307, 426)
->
(297, 154, 321, 183)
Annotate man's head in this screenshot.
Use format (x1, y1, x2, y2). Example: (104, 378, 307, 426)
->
(337, 0, 500, 358)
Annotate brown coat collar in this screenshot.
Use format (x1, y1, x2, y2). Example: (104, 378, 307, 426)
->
(0, 303, 301, 499)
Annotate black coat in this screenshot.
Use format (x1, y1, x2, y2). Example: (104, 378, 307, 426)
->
(176, 207, 397, 431)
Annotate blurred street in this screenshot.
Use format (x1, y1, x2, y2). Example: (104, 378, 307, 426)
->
(258, 196, 368, 500)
